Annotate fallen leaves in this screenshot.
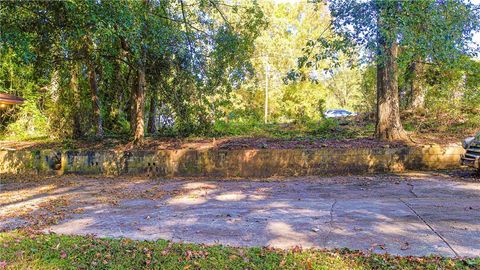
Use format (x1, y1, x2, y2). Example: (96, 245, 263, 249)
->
(0, 196, 73, 232)
(0, 176, 178, 233)
(369, 243, 386, 253)
(291, 245, 303, 253)
(1, 231, 478, 270)
(183, 250, 209, 261)
(400, 242, 410, 251)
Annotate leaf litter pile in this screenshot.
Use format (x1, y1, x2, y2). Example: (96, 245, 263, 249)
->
(0, 175, 191, 232)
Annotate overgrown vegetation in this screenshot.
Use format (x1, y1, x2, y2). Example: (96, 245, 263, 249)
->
(0, 0, 478, 144)
(209, 118, 373, 140)
(0, 231, 478, 270)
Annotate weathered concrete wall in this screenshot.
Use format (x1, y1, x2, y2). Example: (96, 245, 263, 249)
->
(0, 145, 465, 178)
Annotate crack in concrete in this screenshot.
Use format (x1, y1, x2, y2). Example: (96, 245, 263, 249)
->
(406, 182, 418, 198)
(323, 199, 337, 245)
(399, 198, 459, 257)
(329, 200, 337, 225)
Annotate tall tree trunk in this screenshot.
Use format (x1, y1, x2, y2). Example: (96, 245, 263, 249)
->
(114, 35, 129, 119)
(147, 94, 157, 134)
(70, 63, 82, 138)
(131, 2, 149, 144)
(132, 47, 146, 144)
(408, 60, 425, 110)
(375, 4, 408, 141)
(87, 60, 104, 138)
(132, 68, 145, 143)
(112, 56, 121, 115)
(130, 74, 137, 133)
(49, 70, 60, 102)
(83, 36, 104, 139)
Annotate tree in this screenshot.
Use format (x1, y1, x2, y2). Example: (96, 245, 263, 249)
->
(226, 0, 333, 123)
(325, 63, 361, 110)
(307, 0, 479, 141)
(70, 62, 82, 138)
(375, 5, 407, 141)
(84, 37, 104, 138)
(0, 0, 265, 142)
(406, 59, 426, 111)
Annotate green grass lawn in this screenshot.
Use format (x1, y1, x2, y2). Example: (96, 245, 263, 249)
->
(0, 231, 478, 270)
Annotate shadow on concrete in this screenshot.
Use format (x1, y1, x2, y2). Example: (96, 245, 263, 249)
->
(1, 174, 475, 257)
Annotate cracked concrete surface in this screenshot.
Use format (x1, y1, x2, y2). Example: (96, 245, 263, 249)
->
(1, 172, 480, 257)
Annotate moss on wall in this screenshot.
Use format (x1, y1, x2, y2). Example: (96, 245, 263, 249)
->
(0, 145, 465, 179)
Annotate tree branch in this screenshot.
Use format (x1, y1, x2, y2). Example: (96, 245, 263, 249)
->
(209, 0, 232, 29)
(179, 0, 195, 58)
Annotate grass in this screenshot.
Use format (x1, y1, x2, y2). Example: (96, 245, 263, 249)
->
(209, 118, 374, 140)
(0, 231, 478, 269)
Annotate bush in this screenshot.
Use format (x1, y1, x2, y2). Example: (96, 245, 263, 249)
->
(308, 118, 340, 136)
(3, 101, 49, 140)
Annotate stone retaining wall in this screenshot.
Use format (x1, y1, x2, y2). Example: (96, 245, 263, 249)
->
(0, 145, 465, 178)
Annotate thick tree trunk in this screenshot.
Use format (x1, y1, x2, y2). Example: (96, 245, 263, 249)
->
(131, 0, 151, 144)
(112, 57, 122, 116)
(375, 41, 408, 141)
(87, 60, 104, 138)
(70, 63, 82, 138)
(132, 49, 146, 144)
(114, 35, 129, 118)
(375, 9, 408, 141)
(147, 95, 157, 134)
(83, 36, 104, 139)
(132, 69, 145, 143)
(130, 75, 137, 133)
(131, 2, 150, 144)
(408, 60, 425, 110)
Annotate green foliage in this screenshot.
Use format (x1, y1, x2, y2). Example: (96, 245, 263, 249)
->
(357, 65, 376, 113)
(308, 118, 340, 136)
(208, 118, 372, 141)
(222, 1, 366, 126)
(211, 120, 268, 137)
(324, 0, 480, 66)
(281, 82, 327, 123)
(419, 59, 480, 132)
(0, 0, 478, 142)
(0, 0, 266, 140)
(3, 101, 48, 140)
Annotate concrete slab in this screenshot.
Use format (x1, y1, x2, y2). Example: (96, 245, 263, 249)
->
(1, 173, 479, 257)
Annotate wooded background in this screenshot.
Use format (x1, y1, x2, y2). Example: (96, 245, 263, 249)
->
(0, 0, 479, 143)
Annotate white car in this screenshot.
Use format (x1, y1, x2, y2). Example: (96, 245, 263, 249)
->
(324, 109, 357, 118)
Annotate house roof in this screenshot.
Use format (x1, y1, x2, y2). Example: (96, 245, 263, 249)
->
(0, 93, 25, 105)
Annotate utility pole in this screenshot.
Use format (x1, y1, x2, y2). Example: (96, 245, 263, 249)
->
(264, 55, 270, 124)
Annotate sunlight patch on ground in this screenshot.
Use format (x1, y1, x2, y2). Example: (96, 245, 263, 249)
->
(267, 221, 313, 249)
(215, 192, 247, 201)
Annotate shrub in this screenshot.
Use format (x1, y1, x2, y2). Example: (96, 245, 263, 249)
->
(3, 101, 49, 140)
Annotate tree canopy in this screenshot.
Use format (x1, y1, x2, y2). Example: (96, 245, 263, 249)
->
(0, 0, 479, 143)
(301, 0, 480, 140)
(0, 0, 266, 142)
